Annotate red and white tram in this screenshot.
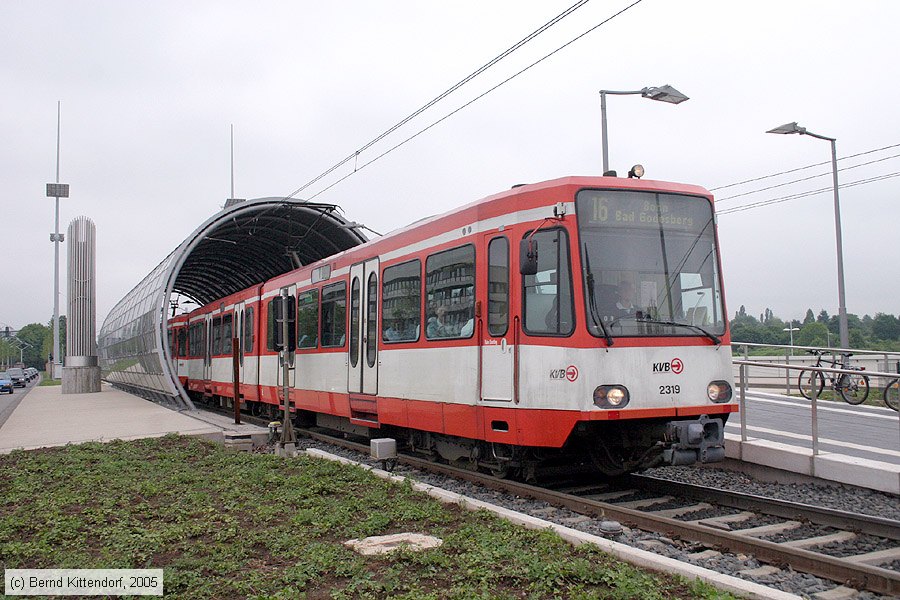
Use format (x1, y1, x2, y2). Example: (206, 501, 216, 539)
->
(169, 175, 736, 476)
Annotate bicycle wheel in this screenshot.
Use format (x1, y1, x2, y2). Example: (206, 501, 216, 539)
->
(884, 379, 900, 411)
(839, 373, 870, 405)
(797, 370, 824, 399)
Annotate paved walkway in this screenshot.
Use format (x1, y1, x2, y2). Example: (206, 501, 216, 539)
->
(0, 384, 240, 454)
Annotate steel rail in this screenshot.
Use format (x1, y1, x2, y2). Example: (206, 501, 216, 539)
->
(627, 474, 900, 541)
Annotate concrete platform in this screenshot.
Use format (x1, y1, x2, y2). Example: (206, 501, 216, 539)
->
(0, 383, 263, 454)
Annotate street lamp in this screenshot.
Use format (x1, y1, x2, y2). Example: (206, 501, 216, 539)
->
(782, 325, 800, 355)
(767, 122, 849, 364)
(600, 84, 689, 174)
(46, 101, 69, 380)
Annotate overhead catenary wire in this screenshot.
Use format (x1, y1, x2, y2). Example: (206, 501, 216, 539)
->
(282, 0, 597, 202)
(715, 152, 900, 203)
(308, 0, 645, 201)
(709, 142, 900, 192)
(718, 171, 900, 215)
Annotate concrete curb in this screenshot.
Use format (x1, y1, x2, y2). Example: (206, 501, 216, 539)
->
(305, 448, 802, 600)
(725, 433, 900, 495)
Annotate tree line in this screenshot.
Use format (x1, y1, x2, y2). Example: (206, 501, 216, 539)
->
(1, 317, 66, 371)
(730, 306, 900, 352)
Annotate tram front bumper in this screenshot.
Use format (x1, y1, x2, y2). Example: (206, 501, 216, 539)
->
(662, 414, 725, 466)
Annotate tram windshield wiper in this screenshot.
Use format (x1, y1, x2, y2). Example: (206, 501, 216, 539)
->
(583, 244, 613, 346)
(609, 315, 721, 345)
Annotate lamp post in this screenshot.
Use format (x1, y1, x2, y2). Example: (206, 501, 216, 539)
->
(46, 102, 69, 380)
(600, 84, 689, 175)
(782, 325, 800, 356)
(767, 122, 849, 364)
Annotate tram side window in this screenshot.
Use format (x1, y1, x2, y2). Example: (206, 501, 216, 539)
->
(177, 329, 187, 357)
(222, 314, 233, 355)
(488, 237, 509, 337)
(266, 299, 276, 351)
(321, 282, 347, 347)
(425, 245, 475, 340)
(382, 260, 421, 342)
(244, 307, 254, 353)
(523, 229, 574, 336)
(297, 289, 319, 349)
(212, 317, 222, 356)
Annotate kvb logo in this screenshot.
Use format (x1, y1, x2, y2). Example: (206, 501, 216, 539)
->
(550, 365, 579, 382)
(652, 358, 684, 374)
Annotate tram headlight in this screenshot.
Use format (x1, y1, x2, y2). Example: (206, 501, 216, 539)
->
(707, 381, 732, 403)
(594, 385, 630, 408)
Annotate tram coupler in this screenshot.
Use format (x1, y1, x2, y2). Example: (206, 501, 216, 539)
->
(662, 415, 725, 466)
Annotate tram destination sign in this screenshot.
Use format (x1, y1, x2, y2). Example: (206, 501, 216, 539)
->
(580, 192, 707, 231)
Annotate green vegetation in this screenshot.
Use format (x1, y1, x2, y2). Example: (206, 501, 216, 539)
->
(1, 316, 66, 371)
(731, 306, 900, 354)
(0, 436, 736, 599)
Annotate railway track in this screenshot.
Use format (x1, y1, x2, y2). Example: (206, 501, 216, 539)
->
(197, 404, 900, 596)
(297, 428, 900, 597)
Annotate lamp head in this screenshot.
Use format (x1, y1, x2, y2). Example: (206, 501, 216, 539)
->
(767, 122, 806, 135)
(641, 84, 689, 104)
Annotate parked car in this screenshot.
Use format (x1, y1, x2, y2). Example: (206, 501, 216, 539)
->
(7, 367, 26, 388)
(0, 372, 13, 394)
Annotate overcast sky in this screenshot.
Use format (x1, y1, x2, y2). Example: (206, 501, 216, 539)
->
(2, 0, 898, 332)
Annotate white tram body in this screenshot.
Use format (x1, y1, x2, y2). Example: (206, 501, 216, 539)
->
(168, 176, 736, 475)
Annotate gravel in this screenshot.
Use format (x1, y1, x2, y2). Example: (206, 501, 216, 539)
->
(290, 436, 898, 600)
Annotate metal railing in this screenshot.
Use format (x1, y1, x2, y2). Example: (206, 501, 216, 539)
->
(734, 358, 900, 466)
(732, 342, 900, 395)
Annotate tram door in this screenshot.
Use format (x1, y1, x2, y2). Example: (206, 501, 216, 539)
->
(203, 313, 213, 382)
(234, 301, 245, 390)
(348, 259, 379, 395)
(480, 235, 514, 402)
(276, 286, 297, 390)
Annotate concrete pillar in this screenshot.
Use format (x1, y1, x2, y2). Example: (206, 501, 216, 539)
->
(62, 216, 101, 393)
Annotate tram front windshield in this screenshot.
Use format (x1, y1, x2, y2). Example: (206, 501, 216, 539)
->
(575, 189, 726, 338)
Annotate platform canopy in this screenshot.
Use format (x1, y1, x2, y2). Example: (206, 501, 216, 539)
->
(98, 197, 368, 408)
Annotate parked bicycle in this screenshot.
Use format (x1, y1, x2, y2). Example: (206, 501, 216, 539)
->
(885, 379, 900, 411)
(797, 349, 870, 405)
(884, 361, 900, 411)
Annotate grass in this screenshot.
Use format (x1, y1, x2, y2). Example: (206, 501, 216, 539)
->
(0, 436, 739, 599)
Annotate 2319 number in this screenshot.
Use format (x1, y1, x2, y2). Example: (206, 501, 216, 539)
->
(659, 385, 680, 395)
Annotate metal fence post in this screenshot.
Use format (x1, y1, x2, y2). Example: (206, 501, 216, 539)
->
(785, 347, 791, 395)
(739, 363, 747, 443)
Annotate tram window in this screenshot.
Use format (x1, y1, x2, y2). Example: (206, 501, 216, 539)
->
(522, 228, 574, 336)
(349, 278, 360, 368)
(177, 329, 187, 357)
(222, 314, 233, 355)
(321, 282, 347, 347)
(244, 307, 254, 353)
(366, 272, 378, 367)
(488, 237, 509, 337)
(212, 317, 222, 356)
(267, 299, 276, 351)
(382, 259, 421, 343)
(297, 289, 319, 349)
(425, 245, 475, 340)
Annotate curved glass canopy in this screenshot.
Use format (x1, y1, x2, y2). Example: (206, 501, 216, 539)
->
(97, 198, 367, 408)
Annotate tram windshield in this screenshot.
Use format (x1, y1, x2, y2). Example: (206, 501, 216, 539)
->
(575, 189, 726, 338)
